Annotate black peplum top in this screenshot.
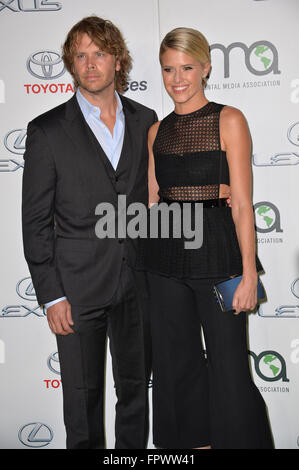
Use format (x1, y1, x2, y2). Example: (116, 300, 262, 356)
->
(137, 101, 263, 279)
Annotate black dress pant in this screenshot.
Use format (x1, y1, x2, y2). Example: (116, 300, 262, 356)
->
(147, 272, 274, 449)
(56, 262, 151, 449)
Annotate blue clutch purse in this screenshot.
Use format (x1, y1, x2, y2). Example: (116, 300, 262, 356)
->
(213, 275, 266, 312)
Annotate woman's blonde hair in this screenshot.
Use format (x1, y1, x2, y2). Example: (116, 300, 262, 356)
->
(159, 27, 211, 87)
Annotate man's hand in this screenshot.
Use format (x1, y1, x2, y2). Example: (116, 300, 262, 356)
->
(46, 299, 74, 335)
(226, 195, 232, 207)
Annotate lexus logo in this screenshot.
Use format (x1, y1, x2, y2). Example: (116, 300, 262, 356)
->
(26, 50, 65, 80)
(287, 122, 299, 147)
(0, 1, 62, 13)
(1, 277, 44, 318)
(4, 129, 26, 155)
(16, 277, 36, 301)
(18, 422, 54, 448)
(291, 278, 299, 299)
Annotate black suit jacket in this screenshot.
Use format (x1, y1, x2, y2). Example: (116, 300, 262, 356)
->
(22, 93, 157, 307)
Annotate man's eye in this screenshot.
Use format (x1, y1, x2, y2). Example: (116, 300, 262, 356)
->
(163, 68, 171, 73)
(183, 66, 193, 71)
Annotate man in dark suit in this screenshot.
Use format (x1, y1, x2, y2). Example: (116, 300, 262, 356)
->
(22, 16, 157, 449)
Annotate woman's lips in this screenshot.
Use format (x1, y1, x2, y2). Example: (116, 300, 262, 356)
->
(172, 85, 188, 94)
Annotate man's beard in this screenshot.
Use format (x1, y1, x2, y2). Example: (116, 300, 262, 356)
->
(77, 75, 116, 95)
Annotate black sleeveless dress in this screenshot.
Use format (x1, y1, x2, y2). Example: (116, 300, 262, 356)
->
(137, 101, 263, 278)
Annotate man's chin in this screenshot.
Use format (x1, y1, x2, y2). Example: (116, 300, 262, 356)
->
(79, 82, 114, 95)
(80, 84, 102, 94)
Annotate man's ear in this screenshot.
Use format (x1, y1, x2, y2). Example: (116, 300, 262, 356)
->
(115, 57, 121, 72)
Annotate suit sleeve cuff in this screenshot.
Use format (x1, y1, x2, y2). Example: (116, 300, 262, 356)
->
(44, 296, 67, 310)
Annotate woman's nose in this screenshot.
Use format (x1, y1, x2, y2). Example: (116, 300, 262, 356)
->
(173, 70, 182, 83)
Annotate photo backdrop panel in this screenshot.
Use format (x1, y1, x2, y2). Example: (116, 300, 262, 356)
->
(0, 0, 298, 449)
(0, 0, 161, 449)
(158, 0, 299, 449)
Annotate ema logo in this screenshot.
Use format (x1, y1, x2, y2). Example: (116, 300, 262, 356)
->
(254, 201, 282, 234)
(24, 50, 74, 95)
(249, 350, 289, 383)
(254, 201, 284, 245)
(0, 0, 62, 12)
(210, 40, 280, 78)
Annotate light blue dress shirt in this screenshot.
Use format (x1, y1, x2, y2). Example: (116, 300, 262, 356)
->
(76, 87, 125, 170)
(44, 88, 125, 310)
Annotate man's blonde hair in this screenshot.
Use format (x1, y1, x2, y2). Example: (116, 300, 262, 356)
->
(62, 16, 132, 93)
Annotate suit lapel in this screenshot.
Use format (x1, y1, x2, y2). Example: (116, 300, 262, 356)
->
(61, 94, 143, 198)
(120, 95, 143, 196)
(61, 94, 117, 195)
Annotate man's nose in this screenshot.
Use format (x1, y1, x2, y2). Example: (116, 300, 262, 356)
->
(86, 57, 96, 70)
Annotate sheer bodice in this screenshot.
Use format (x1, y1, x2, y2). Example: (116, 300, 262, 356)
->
(137, 102, 263, 278)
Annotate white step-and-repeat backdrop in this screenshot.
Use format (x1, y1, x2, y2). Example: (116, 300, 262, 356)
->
(0, 0, 298, 449)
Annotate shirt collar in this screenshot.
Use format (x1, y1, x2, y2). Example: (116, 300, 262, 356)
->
(76, 87, 123, 120)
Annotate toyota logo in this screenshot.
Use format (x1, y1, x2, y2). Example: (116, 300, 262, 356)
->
(47, 352, 60, 375)
(26, 50, 65, 80)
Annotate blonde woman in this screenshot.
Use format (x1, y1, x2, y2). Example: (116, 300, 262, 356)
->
(138, 28, 273, 449)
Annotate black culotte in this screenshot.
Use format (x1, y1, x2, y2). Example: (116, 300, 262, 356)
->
(147, 271, 274, 449)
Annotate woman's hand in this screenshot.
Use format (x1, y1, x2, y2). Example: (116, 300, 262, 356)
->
(232, 274, 258, 315)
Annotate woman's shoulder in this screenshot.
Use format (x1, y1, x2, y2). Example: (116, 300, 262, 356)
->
(148, 120, 161, 144)
(219, 104, 247, 126)
(219, 104, 250, 148)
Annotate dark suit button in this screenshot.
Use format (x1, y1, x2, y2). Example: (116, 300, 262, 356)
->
(115, 176, 119, 182)
(118, 239, 124, 244)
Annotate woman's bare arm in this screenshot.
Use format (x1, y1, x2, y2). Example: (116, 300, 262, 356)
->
(220, 106, 258, 313)
(148, 121, 161, 207)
